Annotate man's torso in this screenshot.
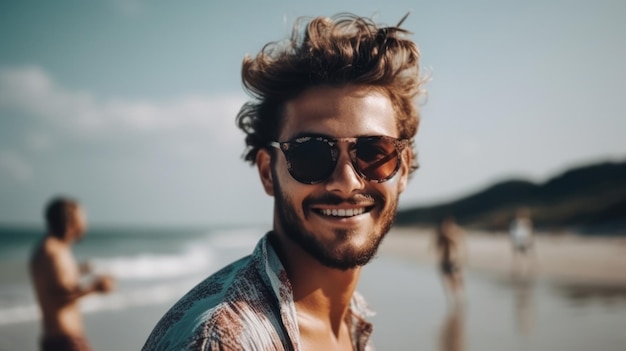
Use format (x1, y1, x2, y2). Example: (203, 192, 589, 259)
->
(141, 234, 374, 351)
(30, 237, 85, 338)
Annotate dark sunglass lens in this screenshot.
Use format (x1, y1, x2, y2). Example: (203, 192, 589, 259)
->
(356, 138, 399, 181)
(286, 139, 335, 183)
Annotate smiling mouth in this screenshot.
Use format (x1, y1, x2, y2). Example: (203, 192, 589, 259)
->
(313, 206, 374, 218)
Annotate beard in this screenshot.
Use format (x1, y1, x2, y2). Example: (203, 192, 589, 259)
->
(272, 175, 398, 271)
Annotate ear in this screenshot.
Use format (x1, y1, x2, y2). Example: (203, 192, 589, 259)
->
(397, 147, 411, 194)
(256, 148, 275, 196)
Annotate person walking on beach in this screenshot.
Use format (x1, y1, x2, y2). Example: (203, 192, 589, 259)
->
(30, 196, 115, 351)
(509, 207, 535, 275)
(433, 216, 467, 306)
(142, 12, 425, 350)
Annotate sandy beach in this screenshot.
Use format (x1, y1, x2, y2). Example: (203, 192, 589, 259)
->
(2, 226, 626, 351)
(369, 227, 626, 351)
(382, 226, 626, 286)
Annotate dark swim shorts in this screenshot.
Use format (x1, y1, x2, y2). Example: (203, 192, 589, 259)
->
(41, 335, 93, 351)
(440, 261, 459, 275)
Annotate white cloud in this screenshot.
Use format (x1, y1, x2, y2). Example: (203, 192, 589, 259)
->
(0, 150, 33, 183)
(0, 66, 247, 145)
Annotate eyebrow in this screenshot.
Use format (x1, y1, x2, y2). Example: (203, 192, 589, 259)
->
(285, 132, 332, 141)
(285, 132, 385, 141)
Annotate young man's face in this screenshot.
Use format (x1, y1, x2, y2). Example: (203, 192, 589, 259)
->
(258, 84, 410, 270)
(69, 206, 87, 242)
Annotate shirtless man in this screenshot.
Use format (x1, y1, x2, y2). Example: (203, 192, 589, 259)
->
(434, 216, 467, 306)
(30, 197, 115, 351)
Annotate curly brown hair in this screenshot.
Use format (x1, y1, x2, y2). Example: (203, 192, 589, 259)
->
(236, 13, 426, 175)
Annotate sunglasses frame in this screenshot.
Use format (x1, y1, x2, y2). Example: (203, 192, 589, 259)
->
(269, 135, 409, 184)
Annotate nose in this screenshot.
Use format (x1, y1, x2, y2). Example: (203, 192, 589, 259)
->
(324, 148, 365, 194)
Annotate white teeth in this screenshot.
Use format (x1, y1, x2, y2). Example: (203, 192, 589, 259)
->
(320, 208, 365, 217)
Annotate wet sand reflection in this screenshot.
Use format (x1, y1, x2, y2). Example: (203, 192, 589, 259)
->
(439, 305, 465, 351)
(512, 274, 536, 337)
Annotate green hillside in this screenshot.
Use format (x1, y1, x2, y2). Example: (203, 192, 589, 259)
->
(396, 159, 626, 235)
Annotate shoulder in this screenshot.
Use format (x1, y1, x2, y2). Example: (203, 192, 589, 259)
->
(30, 237, 64, 267)
(142, 255, 283, 351)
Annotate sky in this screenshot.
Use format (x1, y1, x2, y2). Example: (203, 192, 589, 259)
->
(0, 0, 624, 227)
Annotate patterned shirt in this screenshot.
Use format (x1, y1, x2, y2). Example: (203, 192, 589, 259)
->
(141, 232, 375, 351)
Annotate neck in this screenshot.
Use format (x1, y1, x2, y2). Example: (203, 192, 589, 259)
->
(47, 233, 70, 244)
(269, 231, 361, 333)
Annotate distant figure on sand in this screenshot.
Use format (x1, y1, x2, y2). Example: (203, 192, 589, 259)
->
(30, 197, 115, 351)
(433, 216, 467, 306)
(509, 207, 535, 274)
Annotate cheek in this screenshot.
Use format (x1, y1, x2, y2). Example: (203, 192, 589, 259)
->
(382, 174, 404, 193)
(385, 175, 400, 185)
(373, 182, 402, 209)
(273, 168, 308, 210)
(385, 166, 408, 194)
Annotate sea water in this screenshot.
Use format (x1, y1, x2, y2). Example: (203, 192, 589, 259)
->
(1, 226, 626, 350)
(0, 225, 261, 326)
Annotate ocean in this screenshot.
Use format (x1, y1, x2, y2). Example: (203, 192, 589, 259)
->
(0, 225, 261, 327)
(1, 226, 626, 351)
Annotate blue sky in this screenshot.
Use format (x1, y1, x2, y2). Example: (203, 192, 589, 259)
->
(1, 1, 624, 227)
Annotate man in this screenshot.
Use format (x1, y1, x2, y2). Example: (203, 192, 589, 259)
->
(143, 12, 424, 350)
(30, 197, 115, 351)
(433, 216, 467, 307)
(509, 207, 535, 274)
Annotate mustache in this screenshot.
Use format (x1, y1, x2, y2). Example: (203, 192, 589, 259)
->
(303, 192, 379, 207)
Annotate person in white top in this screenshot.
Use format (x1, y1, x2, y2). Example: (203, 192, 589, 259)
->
(509, 207, 535, 274)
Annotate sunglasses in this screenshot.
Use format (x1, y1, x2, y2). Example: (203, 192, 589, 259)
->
(269, 135, 408, 184)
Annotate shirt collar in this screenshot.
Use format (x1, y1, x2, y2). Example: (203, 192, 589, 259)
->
(252, 232, 374, 350)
